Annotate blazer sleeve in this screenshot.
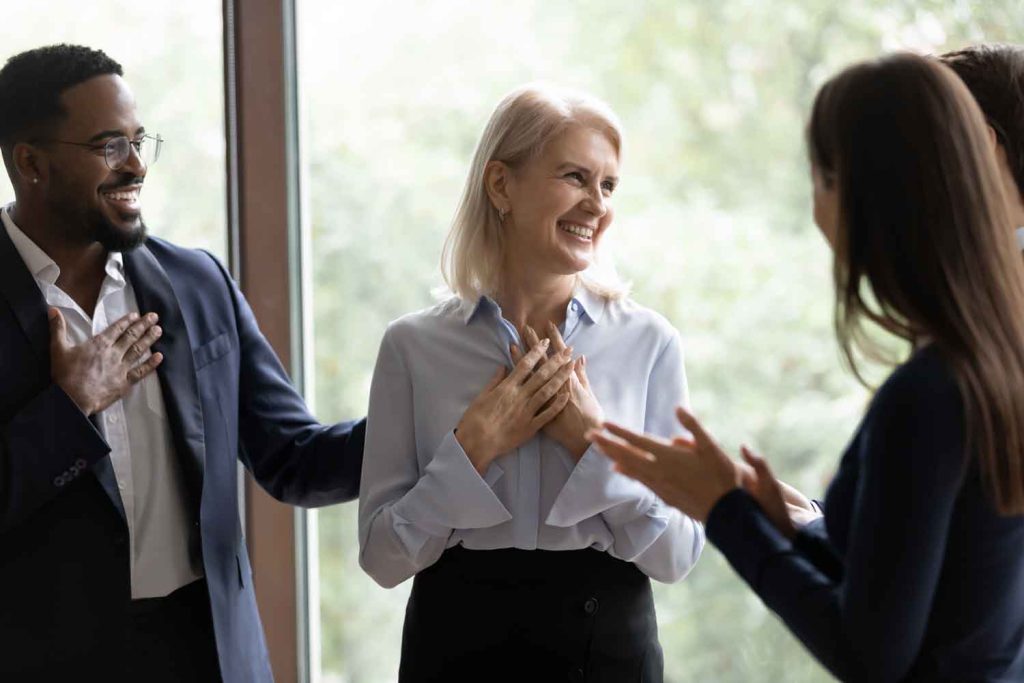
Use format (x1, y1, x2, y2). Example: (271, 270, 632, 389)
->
(0, 383, 110, 532)
(208, 253, 365, 507)
(705, 356, 966, 682)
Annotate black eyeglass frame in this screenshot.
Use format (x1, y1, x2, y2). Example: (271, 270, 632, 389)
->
(33, 133, 164, 171)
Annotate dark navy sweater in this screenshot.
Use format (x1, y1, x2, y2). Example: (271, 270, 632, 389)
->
(706, 345, 1024, 682)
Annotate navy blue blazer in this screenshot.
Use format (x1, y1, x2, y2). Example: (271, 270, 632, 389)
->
(0, 230, 365, 682)
(707, 346, 1024, 682)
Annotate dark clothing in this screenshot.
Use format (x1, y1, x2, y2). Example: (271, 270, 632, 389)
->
(0, 232, 366, 682)
(707, 346, 1024, 682)
(399, 546, 663, 683)
(128, 579, 222, 682)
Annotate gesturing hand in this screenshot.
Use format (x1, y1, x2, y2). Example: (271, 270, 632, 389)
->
(738, 447, 808, 538)
(455, 338, 575, 475)
(513, 323, 604, 461)
(587, 407, 742, 522)
(49, 308, 164, 416)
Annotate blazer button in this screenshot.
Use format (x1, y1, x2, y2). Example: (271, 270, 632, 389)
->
(583, 597, 599, 616)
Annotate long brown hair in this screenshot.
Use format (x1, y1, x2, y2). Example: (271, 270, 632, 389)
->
(808, 53, 1024, 515)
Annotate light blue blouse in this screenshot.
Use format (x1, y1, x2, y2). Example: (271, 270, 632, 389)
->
(357, 288, 705, 588)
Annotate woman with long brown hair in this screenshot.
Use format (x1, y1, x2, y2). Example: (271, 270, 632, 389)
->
(591, 53, 1024, 682)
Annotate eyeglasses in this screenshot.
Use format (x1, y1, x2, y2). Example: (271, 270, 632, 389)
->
(38, 134, 163, 171)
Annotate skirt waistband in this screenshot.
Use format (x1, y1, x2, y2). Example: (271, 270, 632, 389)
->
(420, 545, 645, 586)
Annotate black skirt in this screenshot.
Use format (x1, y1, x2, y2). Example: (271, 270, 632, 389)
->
(399, 546, 663, 683)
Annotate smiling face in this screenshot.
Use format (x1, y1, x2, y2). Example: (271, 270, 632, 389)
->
(501, 124, 619, 278)
(38, 74, 148, 251)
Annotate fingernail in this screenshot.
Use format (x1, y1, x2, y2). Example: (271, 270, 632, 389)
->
(541, 338, 550, 347)
(154, 326, 162, 337)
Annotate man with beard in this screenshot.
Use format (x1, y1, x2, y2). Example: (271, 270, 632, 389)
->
(0, 45, 364, 682)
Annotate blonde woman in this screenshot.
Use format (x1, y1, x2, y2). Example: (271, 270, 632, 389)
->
(358, 85, 703, 682)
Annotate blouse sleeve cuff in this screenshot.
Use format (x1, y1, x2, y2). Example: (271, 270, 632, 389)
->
(391, 430, 512, 537)
(608, 500, 674, 559)
(545, 444, 655, 527)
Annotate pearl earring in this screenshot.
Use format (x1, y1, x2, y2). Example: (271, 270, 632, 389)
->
(498, 207, 507, 222)
(31, 178, 39, 184)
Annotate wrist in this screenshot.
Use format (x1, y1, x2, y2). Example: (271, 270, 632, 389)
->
(702, 485, 741, 523)
(56, 381, 93, 416)
(454, 425, 492, 474)
(568, 436, 591, 462)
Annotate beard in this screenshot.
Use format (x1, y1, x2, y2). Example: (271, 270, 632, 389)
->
(91, 207, 148, 252)
(47, 170, 149, 252)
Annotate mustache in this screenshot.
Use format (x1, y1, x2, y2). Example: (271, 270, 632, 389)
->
(98, 175, 144, 192)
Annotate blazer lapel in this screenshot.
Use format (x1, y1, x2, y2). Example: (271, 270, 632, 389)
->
(0, 223, 49, 367)
(123, 244, 206, 513)
(0, 226, 128, 521)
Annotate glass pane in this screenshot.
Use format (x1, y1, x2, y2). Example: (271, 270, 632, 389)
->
(300, 3, 1022, 681)
(0, 2, 227, 259)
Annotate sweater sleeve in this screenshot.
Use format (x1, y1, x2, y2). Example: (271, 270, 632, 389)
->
(706, 354, 966, 682)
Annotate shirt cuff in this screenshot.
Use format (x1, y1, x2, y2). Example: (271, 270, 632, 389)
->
(391, 430, 512, 539)
(545, 444, 656, 527)
(609, 499, 675, 559)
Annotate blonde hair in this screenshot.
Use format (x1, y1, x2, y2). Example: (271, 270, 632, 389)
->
(441, 84, 629, 300)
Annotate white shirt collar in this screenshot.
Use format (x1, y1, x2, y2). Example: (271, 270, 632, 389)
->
(2, 203, 126, 287)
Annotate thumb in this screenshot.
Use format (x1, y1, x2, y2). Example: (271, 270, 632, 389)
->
(741, 445, 776, 482)
(573, 356, 586, 383)
(738, 465, 758, 492)
(48, 308, 69, 349)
